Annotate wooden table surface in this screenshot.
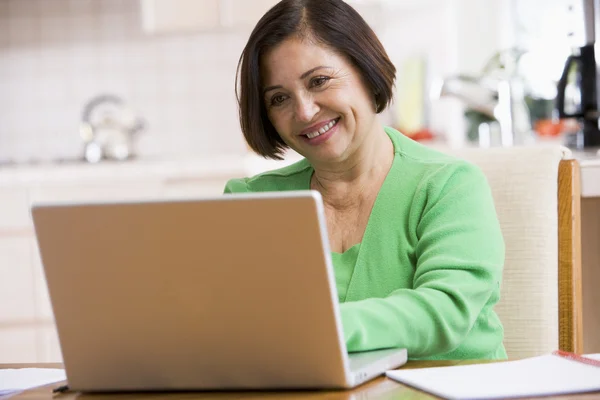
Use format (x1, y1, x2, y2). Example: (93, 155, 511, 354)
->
(2, 360, 600, 400)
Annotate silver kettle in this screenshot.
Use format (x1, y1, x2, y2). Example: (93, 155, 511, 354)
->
(79, 95, 145, 163)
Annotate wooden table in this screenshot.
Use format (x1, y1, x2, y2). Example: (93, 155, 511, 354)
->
(3, 361, 600, 400)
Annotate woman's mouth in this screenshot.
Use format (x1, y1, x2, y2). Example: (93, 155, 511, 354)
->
(303, 118, 341, 139)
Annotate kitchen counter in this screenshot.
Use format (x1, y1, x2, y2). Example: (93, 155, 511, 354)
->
(0, 156, 247, 186)
(571, 149, 600, 198)
(0, 145, 598, 195)
(0, 152, 307, 187)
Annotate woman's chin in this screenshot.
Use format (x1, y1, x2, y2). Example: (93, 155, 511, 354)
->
(306, 144, 350, 164)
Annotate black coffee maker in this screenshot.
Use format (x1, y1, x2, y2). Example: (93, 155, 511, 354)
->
(556, 0, 600, 148)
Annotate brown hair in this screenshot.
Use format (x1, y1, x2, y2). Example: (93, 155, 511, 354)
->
(236, 0, 396, 160)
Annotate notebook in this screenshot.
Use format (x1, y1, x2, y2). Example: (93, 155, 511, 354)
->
(386, 351, 600, 399)
(0, 368, 66, 397)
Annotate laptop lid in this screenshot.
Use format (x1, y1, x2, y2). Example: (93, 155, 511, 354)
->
(32, 191, 355, 391)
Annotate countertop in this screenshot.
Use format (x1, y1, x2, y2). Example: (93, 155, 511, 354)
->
(0, 153, 303, 187)
(0, 146, 598, 197)
(567, 149, 600, 198)
(0, 156, 244, 186)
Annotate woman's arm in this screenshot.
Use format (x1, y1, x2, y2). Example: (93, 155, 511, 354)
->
(340, 163, 505, 358)
(223, 178, 250, 193)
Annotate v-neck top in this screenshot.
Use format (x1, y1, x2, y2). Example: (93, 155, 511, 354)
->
(224, 127, 507, 360)
(331, 243, 360, 302)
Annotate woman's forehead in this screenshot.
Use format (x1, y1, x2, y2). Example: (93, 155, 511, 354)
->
(261, 38, 346, 82)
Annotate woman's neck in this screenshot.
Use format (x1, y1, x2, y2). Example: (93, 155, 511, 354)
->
(310, 125, 394, 207)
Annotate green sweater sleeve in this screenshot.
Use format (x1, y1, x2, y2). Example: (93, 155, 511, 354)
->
(339, 163, 505, 358)
(223, 178, 250, 194)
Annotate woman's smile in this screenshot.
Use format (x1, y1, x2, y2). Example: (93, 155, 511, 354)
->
(300, 117, 341, 144)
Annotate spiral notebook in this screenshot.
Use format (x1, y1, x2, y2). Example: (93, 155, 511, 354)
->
(386, 351, 600, 400)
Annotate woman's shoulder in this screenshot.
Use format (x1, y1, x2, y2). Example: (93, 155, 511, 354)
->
(387, 127, 466, 166)
(224, 157, 312, 193)
(387, 127, 485, 186)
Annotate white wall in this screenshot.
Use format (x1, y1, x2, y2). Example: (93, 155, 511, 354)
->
(0, 0, 250, 164)
(0, 0, 524, 164)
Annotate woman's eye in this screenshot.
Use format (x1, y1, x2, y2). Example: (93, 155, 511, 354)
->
(270, 94, 287, 106)
(310, 76, 330, 88)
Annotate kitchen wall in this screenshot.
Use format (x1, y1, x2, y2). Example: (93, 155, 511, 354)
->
(0, 0, 503, 165)
(0, 0, 252, 164)
(0, 0, 578, 165)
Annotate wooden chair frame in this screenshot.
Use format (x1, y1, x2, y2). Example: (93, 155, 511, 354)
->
(558, 159, 583, 353)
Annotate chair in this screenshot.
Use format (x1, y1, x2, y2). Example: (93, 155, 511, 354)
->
(442, 145, 583, 359)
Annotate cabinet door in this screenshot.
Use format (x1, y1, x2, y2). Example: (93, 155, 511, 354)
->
(220, 0, 279, 27)
(141, 0, 220, 33)
(36, 324, 63, 363)
(0, 237, 35, 322)
(0, 187, 30, 231)
(29, 181, 163, 205)
(162, 177, 230, 198)
(0, 327, 37, 363)
(31, 239, 54, 322)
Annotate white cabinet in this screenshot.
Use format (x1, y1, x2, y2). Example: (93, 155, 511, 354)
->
(141, 0, 280, 33)
(36, 325, 62, 363)
(0, 187, 30, 231)
(0, 237, 35, 322)
(139, 0, 443, 35)
(31, 239, 54, 322)
(29, 181, 164, 205)
(162, 176, 230, 198)
(0, 154, 297, 362)
(0, 157, 252, 362)
(219, 0, 279, 28)
(0, 328, 37, 363)
(141, 0, 221, 34)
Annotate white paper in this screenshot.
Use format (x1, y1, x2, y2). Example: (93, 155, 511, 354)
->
(0, 368, 66, 396)
(386, 353, 600, 400)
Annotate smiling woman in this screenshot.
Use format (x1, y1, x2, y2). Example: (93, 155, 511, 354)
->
(260, 39, 381, 163)
(236, 0, 395, 161)
(225, 0, 507, 361)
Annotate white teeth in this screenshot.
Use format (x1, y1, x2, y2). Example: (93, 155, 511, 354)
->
(306, 119, 338, 139)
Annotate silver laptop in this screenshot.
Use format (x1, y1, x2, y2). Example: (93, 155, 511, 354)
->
(31, 190, 407, 392)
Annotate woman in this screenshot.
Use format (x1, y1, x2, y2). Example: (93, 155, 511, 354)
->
(225, 0, 506, 360)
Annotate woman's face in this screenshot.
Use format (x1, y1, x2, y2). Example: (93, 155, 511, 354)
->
(261, 37, 378, 163)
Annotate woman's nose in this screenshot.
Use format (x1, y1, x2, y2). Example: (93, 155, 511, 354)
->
(294, 94, 319, 122)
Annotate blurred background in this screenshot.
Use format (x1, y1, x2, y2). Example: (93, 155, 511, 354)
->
(0, 0, 592, 363)
(0, 0, 584, 164)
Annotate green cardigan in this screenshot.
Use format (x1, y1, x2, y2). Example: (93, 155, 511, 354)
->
(224, 127, 507, 360)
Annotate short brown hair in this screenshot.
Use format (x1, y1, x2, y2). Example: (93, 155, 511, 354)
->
(236, 0, 397, 160)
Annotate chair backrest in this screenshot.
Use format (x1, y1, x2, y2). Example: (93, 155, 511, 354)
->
(441, 145, 583, 358)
